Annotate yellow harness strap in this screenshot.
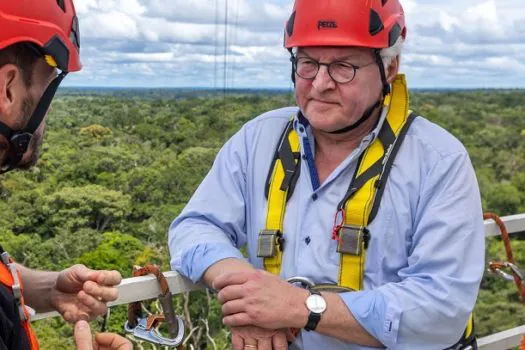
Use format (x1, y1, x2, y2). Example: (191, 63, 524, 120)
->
(261, 123, 301, 275)
(259, 74, 411, 284)
(338, 74, 409, 290)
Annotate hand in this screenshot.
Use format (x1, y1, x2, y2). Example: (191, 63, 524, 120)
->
(214, 270, 309, 329)
(74, 320, 132, 350)
(51, 264, 122, 322)
(231, 326, 293, 350)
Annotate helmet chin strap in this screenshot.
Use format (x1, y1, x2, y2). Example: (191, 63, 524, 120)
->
(0, 71, 67, 174)
(328, 99, 382, 134)
(328, 50, 390, 135)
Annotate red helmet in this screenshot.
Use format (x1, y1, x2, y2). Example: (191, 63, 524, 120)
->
(284, 0, 406, 49)
(0, 0, 82, 72)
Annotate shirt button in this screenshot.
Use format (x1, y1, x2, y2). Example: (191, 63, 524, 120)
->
(305, 236, 311, 245)
(299, 126, 305, 133)
(302, 154, 307, 160)
(312, 193, 318, 201)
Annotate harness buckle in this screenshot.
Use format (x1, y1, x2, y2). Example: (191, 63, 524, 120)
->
(2, 252, 27, 321)
(1, 252, 9, 265)
(257, 230, 284, 258)
(336, 225, 370, 255)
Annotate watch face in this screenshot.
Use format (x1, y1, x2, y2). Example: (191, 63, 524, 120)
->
(306, 294, 327, 314)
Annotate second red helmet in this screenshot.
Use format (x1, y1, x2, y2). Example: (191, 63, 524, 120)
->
(0, 0, 82, 72)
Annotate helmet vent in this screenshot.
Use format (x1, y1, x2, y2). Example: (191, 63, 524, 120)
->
(57, 0, 66, 12)
(381, 0, 389, 6)
(388, 23, 402, 47)
(369, 9, 384, 36)
(286, 11, 296, 37)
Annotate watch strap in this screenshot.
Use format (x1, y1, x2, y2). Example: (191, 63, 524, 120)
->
(305, 290, 322, 332)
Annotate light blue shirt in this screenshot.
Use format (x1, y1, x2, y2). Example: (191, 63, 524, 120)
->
(169, 105, 485, 349)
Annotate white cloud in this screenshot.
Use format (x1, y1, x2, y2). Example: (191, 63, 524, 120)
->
(65, 0, 525, 88)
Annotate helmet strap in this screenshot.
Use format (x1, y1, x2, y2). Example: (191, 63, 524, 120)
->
(328, 100, 382, 134)
(0, 71, 66, 173)
(374, 49, 391, 96)
(327, 49, 390, 135)
(288, 49, 296, 85)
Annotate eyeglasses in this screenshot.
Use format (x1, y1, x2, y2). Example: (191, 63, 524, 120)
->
(291, 56, 376, 84)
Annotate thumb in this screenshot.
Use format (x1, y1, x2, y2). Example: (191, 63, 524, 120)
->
(74, 320, 94, 350)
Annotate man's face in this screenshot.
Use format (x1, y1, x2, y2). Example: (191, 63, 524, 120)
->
(8, 58, 57, 169)
(294, 46, 384, 133)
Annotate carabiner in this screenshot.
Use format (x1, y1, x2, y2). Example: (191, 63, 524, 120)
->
(286, 276, 315, 289)
(125, 264, 186, 347)
(125, 315, 185, 347)
(488, 261, 525, 283)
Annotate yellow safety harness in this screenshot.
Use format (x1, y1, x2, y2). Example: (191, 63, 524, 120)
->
(257, 74, 475, 348)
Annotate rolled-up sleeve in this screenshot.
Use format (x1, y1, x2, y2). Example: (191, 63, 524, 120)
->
(341, 151, 485, 349)
(169, 125, 250, 284)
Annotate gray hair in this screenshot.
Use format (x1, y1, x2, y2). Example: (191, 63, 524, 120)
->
(379, 36, 404, 69)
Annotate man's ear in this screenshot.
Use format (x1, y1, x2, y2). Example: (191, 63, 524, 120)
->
(0, 64, 23, 125)
(386, 56, 400, 84)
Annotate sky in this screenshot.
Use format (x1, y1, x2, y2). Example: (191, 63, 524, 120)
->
(65, 0, 525, 89)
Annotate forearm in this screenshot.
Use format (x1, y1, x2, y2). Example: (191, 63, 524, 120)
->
(203, 258, 255, 287)
(16, 264, 58, 312)
(317, 293, 383, 347)
(290, 290, 383, 347)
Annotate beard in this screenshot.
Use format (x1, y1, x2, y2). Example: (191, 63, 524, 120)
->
(4, 96, 44, 171)
(15, 129, 43, 170)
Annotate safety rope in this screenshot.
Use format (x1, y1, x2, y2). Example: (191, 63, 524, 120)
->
(485, 212, 525, 349)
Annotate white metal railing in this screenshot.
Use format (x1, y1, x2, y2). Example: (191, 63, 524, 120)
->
(32, 214, 525, 349)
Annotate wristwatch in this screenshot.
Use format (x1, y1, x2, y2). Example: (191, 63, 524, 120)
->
(304, 290, 327, 331)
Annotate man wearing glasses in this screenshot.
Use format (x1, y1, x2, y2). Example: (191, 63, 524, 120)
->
(169, 0, 484, 349)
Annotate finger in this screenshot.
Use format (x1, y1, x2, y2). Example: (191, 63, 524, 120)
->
(83, 281, 119, 302)
(213, 272, 250, 291)
(286, 328, 299, 342)
(217, 285, 247, 304)
(223, 313, 252, 327)
(95, 333, 133, 350)
(243, 337, 258, 350)
(89, 270, 123, 287)
(70, 264, 92, 283)
(232, 331, 245, 350)
(273, 332, 288, 350)
(64, 310, 89, 324)
(258, 337, 271, 350)
(221, 299, 246, 316)
(78, 290, 108, 318)
(61, 302, 89, 324)
(74, 320, 94, 350)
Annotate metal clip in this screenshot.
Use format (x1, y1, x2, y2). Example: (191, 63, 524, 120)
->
(159, 291, 180, 338)
(286, 276, 315, 289)
(1, 251, 9, 265)
(488, 261, 525, 283)
(8, 263, 26, 321)
(257, 230, 283, 258)
(125, 264, 186, 347)
(125, 315, 185, 347)
(336, 225, 369, 255)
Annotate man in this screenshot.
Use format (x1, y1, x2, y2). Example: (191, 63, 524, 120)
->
(0, 1, 131, 349)
(169, 0, 485, 349)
